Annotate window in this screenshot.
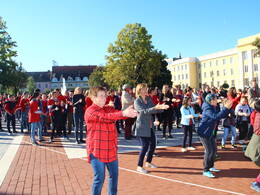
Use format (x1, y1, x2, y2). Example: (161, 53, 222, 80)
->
(75, 77, 81, 81)
(68, 77, 73, 81)
(244, 65, 248, 73)
(204, 72, 207, 78)
(216, 70, 220, 76)
(83, 83, 88, 86)
(173, 67, 175, 72)
(244, 78, 249, 86)
(204, 63, 206, 68)
(68, 83, 73, 87)
(243, 51, 248, 60)
(52, 78, 58, 82)
(181, 65, 183, 70)
(254, 64, 258, 72)
(52, 84, 58, 88)
(174, 76, 176, 81)
(198, 73, 201, 79)
(216, 60, 218, 66)
(83, 77, 88, 81)
(76, 83, 80, 87)
(223, 69, 226, 76)
(231, 80, 235, 87)
(223, 59, 226, 65)
(38, 84, 41, 88)
(198, 64, 201, 69)
(185, 64, 187, 70)
(230, 57, 234, 64)
(182, 74, 184, 79)
(178, 66, 180, 71)
(209, 61, 212, 67)
(178, 75, 180, 80)
(45, 84, 48, 88)
(210, 71, 214, 77)
(186, 74, 188, 79)
(217, 81, 220, 87)
(231, 68, 234, 75)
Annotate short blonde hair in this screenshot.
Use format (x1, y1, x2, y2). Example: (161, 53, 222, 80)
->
(74, 87, 82, 95)
(135, 83, 147, 97)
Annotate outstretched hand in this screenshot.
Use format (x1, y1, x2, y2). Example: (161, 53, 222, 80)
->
(155, 103, 169, 110)
(123, 105, 138, 118)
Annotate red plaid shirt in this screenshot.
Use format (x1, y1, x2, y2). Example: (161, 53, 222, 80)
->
(85, 103, 124, 163)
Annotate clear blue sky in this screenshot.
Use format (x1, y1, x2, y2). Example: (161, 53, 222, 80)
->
(0, 0, 259, 72)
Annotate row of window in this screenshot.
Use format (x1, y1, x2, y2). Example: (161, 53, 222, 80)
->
(51, 83, 89, 88)
(198, 57, 234, 69)
(244, 64, 259, 72)
(52, 76, 89, 82)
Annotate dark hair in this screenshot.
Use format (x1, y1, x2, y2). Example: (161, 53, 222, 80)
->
(32, 92, 40, 99)
(254, 100, 260, 113)
(34, 88, 41, 93)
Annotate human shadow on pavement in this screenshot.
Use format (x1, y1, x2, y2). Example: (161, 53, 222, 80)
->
(215, 168, 257, 179)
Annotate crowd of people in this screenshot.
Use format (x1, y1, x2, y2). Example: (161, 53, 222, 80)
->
(0, 78, 260, 194)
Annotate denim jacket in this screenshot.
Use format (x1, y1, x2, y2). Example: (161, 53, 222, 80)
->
(180, 106, 198, 126)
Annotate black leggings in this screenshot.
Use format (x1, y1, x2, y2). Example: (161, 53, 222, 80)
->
(137, 130, 156, 167)
(163, 109, 173, 136)
(238, 121, 248, 140)
(182, 125, 193, 148)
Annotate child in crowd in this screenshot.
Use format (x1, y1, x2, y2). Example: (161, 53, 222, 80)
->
(180, 96, 200, 152)
(50, 98, 62, 142)
(235, 96, 251, 144)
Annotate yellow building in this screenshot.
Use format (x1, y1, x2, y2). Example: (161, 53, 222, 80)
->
(166, 33, 260, 89)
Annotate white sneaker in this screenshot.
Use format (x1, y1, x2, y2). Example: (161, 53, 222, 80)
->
(187, 147, 196, 151)
(238, 140, 244, 145)
(209, 167, 220, 172)
(146, 162, 158, 168)
(181, 148, 187, 152)
(137, 166, 148, 174)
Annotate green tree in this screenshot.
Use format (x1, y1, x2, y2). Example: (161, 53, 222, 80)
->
(151, 60, 172, 89)
(88, 66, 108, 88)
(26, 76, 36, 94)
(5, 63, 28, 94)
(252, 37, 260, 57)
(0, 17, 18, 91)
(104, 23, 166, 89)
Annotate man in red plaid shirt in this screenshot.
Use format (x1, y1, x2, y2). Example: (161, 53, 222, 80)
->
(85, 86, 138, 195)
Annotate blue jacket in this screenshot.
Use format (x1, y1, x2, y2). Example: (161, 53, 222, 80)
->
(198, 102, 230, 138)
(180, 106, 198, 126)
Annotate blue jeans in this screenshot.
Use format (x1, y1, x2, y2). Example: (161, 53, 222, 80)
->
(30, 121, 42, 142)
(73, 112, 84, 141)
(222, 125, 237, 145)
(90, 154, 118, 195)
(21, 111, 29, 132)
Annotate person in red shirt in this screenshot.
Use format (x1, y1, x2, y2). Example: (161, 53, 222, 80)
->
(85, 86, 138, 195)
(19, 92, 30, 133)
(4, 95, 17, 135)
(29, 93, 43, 145)
(227, 87, 241, 110)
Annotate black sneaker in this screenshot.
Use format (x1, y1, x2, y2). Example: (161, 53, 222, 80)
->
(231, 144, 237, 148)
(168, 135, 173, 138)
(80, 140, 85, 143)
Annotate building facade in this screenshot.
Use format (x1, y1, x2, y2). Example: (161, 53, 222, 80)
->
(28, 65, 97, 92)
(166, 33, 260, 89)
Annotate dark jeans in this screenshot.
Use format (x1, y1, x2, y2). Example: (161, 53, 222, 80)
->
(182, 125, 193, 148)
(67, 112, 73, 134)
(74, 112, 84, 141)
(173, 107, 181, 126)
(137, 129, 156, 167)
(163, 109, 173, 136)
(51, 116, 61, 139)
(238, 121, 248, 140)
(200, 136, 216, 172)
(124, 118, 134, 138)
(7, 114, 15, 133)
(90, 153, 118, 195)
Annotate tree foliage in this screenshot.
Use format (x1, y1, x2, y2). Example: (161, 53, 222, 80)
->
(0, 16, 22, 93)
(88, 66, 108, 88)
(252, 37, 260, 57)
(26, 76, 36, 94)
(104, 23, 166, 89)
(151, 60, 172, 89)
